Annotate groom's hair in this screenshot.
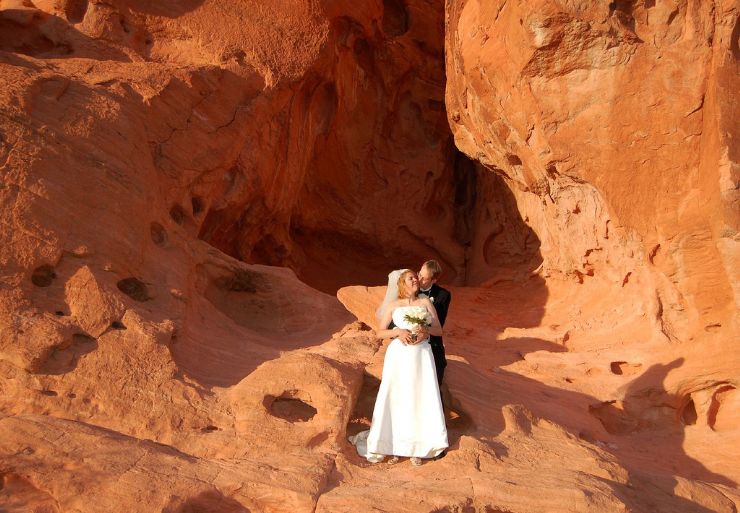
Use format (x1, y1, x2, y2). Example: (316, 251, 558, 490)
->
(397, 270, 416, 299)
(422, 260, 442, 279)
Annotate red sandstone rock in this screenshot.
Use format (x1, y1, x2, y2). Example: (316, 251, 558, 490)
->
(445, 0, 739, 341)
(0, 0, 738, 512)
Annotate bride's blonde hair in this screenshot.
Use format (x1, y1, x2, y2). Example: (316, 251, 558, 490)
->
(397, 270, 416, 299)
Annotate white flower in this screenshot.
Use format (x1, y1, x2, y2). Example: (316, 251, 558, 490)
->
(403, 306, 431, 326)
(405, 305, 428, 317)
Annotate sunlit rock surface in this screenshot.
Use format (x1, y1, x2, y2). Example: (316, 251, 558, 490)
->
(1, 0, 738, 512)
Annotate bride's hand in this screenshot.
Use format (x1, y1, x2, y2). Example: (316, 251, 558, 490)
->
(398, 329, 414, 345)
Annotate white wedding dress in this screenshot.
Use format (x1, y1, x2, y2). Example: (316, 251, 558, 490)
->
(350, 306, 448, 461)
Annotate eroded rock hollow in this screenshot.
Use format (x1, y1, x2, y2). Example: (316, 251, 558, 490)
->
(0, 0, 738, 512)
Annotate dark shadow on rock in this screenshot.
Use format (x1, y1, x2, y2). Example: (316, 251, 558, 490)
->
(346, 372, 380, 439)
(31, 333, 97, 375)
(442, 353, 736, 512)
(0, 10, 132, 61)
(464, 162, 544, 285)
(486, 336, 567, 368)
(161, 489, 250, 513)
(440, 381, 476, 450)
(0, 472, 58, 511)
(288, 226, 445, 295)
(169, 263, 354, 388)
(52, 416, 200, 463)
(616, 359, 736, 486)
(194, 4, 452, 295)
(607, 470, 734, 513)
(437, 178, 736, 506)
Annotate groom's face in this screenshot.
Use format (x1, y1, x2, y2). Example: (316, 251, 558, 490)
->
(418, 265, 435, 290)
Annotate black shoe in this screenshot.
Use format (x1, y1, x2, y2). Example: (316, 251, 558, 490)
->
(433, 449, 447, 461)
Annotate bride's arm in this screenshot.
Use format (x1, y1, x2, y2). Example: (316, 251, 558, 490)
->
(376, 302, 413, 343)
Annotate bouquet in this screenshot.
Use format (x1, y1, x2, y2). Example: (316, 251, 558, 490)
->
(403, 306, 431, 341)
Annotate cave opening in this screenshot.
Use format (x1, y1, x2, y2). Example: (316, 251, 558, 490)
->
(193, 1, 542, 295)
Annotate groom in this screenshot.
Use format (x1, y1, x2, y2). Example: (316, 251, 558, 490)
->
(417, 260, 450, 385)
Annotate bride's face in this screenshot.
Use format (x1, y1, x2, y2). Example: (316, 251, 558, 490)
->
(403, 272, 420, 294)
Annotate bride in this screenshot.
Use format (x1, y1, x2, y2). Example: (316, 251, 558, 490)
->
(350, 269, 449, 466)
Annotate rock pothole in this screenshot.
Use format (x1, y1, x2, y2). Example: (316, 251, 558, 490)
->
(169, 204, 188, 225)
(609, 361, 642, 376)
(162, 489, 248, 513)
(264, 391, 317, 423)
(31, 265, 56, 287)
(117, 277, 150, 302)
(150, 221, 167, 246)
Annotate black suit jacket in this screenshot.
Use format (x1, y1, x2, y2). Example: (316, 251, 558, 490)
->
(425, 284, 450, 351)
(426, 283, 451, 328)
